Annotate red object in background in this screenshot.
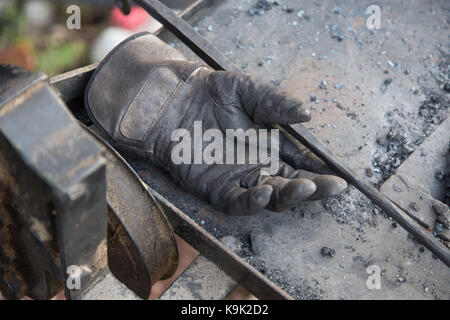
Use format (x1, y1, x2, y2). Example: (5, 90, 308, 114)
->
(110, 6, 149, 31)
(0, 40, 36, 71)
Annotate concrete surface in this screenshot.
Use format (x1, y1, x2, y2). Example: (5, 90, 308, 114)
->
(131, 0, 449, 299)
(160, 236, 240, 300)
(382, 117, 450, 201)
(160, 255, 237, 299)
(81, 272, 141, 300)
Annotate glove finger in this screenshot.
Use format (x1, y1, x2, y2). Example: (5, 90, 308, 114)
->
(275, 161, 300, 179)
(240, 78, 310, 125)
(225, 184, 273, 216)
(240, 161, 299, 188)
(260, 176, 316, 212)
(207, 72, 310, 125)
(291, 171, 348, 201)
(308, 175, 348, 201)
(279, 131, 334, 174)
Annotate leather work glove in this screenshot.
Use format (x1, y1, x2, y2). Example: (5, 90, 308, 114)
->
(85, 33, 347, 216)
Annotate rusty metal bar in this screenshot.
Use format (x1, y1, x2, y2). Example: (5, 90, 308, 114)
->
(133, 0, 239, 72)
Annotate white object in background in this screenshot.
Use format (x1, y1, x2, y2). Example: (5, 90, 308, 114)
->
(90, 27, 133, 63)
(25, 0, 54, 28)
(0, 0, 12, 13)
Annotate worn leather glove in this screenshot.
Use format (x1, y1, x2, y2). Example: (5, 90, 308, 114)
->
(85, 33, 347, 216)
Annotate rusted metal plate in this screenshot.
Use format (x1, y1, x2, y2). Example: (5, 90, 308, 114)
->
(160, 236, 245, 300)
(84, 125, 179, 299)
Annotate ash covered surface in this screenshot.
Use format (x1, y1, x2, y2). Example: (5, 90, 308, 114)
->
(240, 247, 324, 300)
(320, 188, 379, 229)
(131, 160, 234, 240)
(247, 0, 273, 16)
(372, 53, 450, 184)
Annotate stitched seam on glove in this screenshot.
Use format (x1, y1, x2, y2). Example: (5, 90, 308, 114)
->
(141, 65, 206, 145)
(179, 62, 207, 81)
(203, 72, 240, 108)
(117, 65, 162, 142)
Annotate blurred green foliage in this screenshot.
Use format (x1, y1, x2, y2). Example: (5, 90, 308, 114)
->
(0, 2, 27, 46)
(0, 1, 89, 76)
(37, 41, 87, 76)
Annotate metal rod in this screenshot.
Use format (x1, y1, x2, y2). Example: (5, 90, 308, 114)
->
(134, 0, 239, 72)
